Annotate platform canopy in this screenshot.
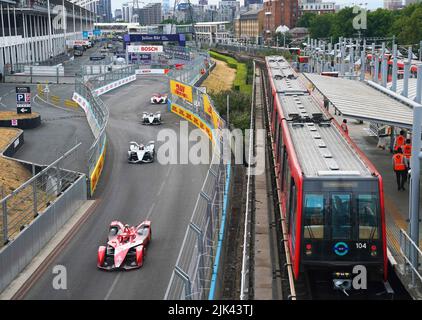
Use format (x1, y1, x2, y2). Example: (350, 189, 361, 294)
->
(304, 73, 414, 128)
(389, 78, 422, 102)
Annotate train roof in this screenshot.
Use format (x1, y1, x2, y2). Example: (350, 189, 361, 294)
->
(267, 56, 309, 95)
(266, 56, 373, 178)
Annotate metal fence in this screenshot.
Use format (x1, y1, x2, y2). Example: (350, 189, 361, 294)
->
(0, 143, 83, 246)
(0, 169, 86, 293)
(213, 43, 290, 57)
(165, 148, 228, 300)
(83, 65, 137, 90)
(75, 77, 108, 195)
(167, 50, 211, 86)
(74, 62, 136, 195)
(399, 228, 422, 290)
(165, 53, 232, 299)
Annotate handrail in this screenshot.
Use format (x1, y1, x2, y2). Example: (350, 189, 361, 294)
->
(399, 228, 422, 283)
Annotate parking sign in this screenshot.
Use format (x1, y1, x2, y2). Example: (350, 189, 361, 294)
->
(16, 86, 31, 114)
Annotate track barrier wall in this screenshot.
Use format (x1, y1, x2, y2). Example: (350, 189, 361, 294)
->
(0, 138, 87, 293)
(73, 65, 136, 196)
(164, 52, 232, 300)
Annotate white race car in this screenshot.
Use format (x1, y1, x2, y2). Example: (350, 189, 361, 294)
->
(128, 141, 155, 163)
(142, 112, 161, 125)
(151, 93, 168, 104)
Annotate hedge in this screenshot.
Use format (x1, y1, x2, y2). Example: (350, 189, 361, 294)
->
(209, 50, 252, 95)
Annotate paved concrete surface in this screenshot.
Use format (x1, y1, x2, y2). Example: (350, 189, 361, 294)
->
(0, 83, 93, 174)
(253, 69, 280, 299)
(21, 77, 210, 299)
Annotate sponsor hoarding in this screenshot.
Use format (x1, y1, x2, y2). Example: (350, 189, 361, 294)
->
(170, 80, 193, 103)
(127, 45, 163, 53)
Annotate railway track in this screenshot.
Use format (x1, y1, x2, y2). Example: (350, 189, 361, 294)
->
(256, 61, 297, 300)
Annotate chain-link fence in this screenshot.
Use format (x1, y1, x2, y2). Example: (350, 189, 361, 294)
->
(0, 144, 82, 246)
(165, 53, 232, 299)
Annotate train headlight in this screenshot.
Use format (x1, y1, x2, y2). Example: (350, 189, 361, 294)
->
(305, 243, 312, 255)
(370, 245, 377, 256)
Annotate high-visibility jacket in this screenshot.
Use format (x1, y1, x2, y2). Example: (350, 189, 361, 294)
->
(394, 135, 405, 151)
(403, 143, 412, 159)
(341, 123, 348, 134)
(393, 154, 406, 171)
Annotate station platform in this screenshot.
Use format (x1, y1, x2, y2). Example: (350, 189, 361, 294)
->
(301, 74, 422, 298)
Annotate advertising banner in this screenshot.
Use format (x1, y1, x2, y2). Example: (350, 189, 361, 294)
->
(171, 104, 213, 142)
(203, 94, 213, 117)
(127, 45, 163, 53)
(170, 80, 193, 103)
(136, 69, 168, 75)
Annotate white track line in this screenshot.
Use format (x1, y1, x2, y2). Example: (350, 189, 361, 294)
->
(104, 273, 121, 300)
(146, 202, 156, 220)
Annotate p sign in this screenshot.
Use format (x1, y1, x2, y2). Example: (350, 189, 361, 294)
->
(16, 93, 31, 103)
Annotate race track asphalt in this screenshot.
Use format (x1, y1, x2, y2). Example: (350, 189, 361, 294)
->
(23, 76, 210, 299)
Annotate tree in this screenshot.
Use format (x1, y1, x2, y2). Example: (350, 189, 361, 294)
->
(330, 7, 356, 39)
(391, 5, 422, 45)
(297, 12, 316, 28)
(308, 14, 334, 39)
(366, 9, 395, 38)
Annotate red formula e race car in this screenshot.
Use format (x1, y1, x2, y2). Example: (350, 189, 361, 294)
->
(97, 220, 151, 270)
(150, 93, 168, 104)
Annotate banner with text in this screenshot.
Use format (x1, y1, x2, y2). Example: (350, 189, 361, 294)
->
(127, 45, 163, 53)
(170, 80, 193, 103)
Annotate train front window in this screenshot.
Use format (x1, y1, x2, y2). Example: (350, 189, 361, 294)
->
(358, 194, 379, 240)
(331, 193, 352, 239)
(303, 194, 324, 239)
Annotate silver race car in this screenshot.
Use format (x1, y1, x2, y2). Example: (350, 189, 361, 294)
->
(128, 141, 155, 163)
(142, 112, 161, 125)
(150, 93, 168, 104)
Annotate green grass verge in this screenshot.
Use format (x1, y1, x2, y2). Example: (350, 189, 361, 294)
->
(209, 50, 252, 95)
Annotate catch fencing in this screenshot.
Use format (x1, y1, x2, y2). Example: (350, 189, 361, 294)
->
(165, 52, 232, 300)
(73, 64, 136, 195)
(167, 50, 211, 86)
(0, 142, 86, 292)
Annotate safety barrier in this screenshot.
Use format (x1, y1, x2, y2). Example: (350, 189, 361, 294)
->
(73, 65, 136, 196)
(398, 229, 422, 291)
(164, 52, 232, 300)
(167, 50, 211, 86)
(0, 142, 86, 293)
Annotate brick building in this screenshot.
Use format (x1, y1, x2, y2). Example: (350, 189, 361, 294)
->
(263, 0, 298, 42)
